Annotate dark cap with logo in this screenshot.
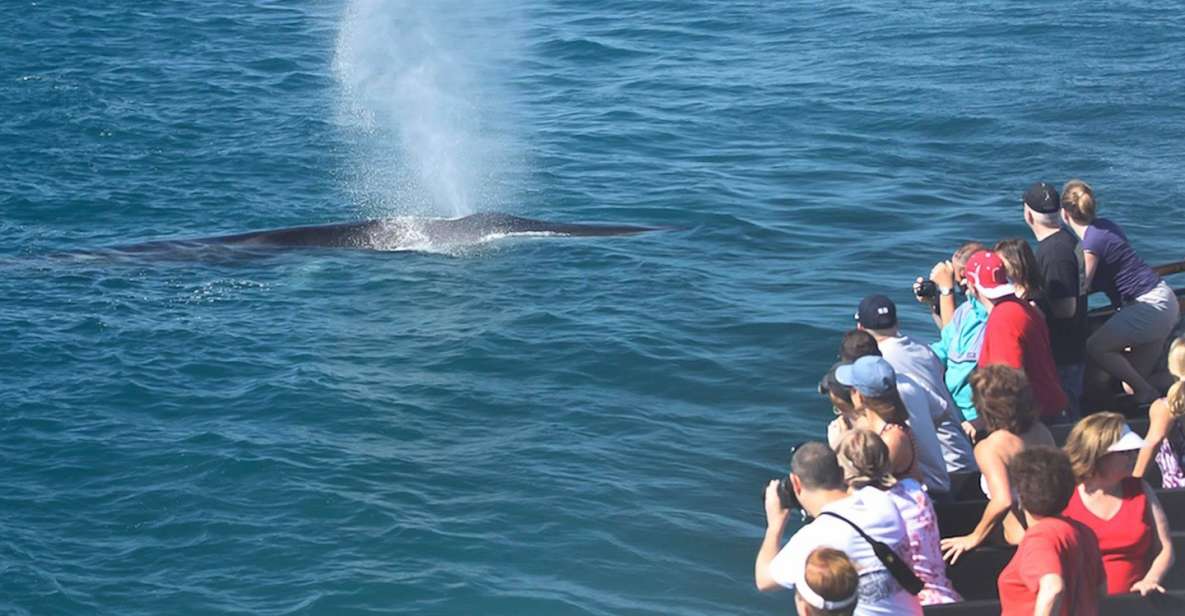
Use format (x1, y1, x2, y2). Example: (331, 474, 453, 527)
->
(855, 294, 897, 329)
(1023, 182, 1060, 214)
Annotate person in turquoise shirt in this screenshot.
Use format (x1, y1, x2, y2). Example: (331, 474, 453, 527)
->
(918, 242, 988, 440)
(930, 295, 987, 422)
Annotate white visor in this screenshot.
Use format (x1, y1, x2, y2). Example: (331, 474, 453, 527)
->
(1106, 425, 1146, 453)
(796, 576, 857, 611)
(975, 281, 1017, 299)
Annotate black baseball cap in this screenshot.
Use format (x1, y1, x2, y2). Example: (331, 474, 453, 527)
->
(855, 294, 897, 329)
(1023, 182, 1060, 214)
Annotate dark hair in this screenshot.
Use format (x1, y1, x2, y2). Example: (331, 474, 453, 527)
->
(821, 365, 854, 408)
(839, 330, 881, 363)
(969, 365, 1036, 434)
(859, 386, 910, 425)
(993, 239, 1045, 301)
(1011, 446, 1076, 517)
(791, 441, 846, 491)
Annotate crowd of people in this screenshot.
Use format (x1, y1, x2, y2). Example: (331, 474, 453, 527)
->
(753, 179, 1184, 615)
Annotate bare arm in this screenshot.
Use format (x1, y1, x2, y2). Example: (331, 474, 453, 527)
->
(755, 481, 791, 591)
(930, 261, 959, 327)
(1033, 574, 1064, 616)
(1134, 400, 1171, 479)
(941, 442, 1011, 563)
(1131, 481, 1175, 595)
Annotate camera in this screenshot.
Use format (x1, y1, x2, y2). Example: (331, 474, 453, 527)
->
(914, 279, 938, 300)
(763, 476, 800, 510)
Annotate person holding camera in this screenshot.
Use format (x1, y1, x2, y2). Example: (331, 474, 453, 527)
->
(915, 241, 983, 327)
(794, 547, 860, 616)
(919, 242, 988, 439)
(755, 442, 923, 616)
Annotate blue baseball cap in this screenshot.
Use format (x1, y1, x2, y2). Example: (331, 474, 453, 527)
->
(835, 356, 896, 397)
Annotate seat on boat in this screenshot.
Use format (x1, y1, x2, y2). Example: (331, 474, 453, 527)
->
(943, 531, 1185, 601)
(923, 588, 1185, 615)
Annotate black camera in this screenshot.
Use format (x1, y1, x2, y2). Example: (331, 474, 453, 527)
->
(763, 476, 800, 510)
(914, 279, 938, 300)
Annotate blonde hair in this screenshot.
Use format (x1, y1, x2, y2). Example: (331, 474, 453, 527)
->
(835, 429, 897, 490)
(799, 547, 859, 616)
(1061, 179, 1097, 225)
(1063, 412, 1128, 481)
(1167, 337, 1185, 418)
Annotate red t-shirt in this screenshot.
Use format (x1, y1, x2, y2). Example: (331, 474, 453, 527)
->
(1063, 477, 1153, 594)
(979, 297, 1069, 417)
(998, 517, 1104, 616)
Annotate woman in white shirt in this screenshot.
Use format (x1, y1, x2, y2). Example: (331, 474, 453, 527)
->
(836, 429, 961, 605)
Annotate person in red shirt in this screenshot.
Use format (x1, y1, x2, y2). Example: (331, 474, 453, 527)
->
(965, 250, 1068, 418)
(998, 446, 1105, 616)
(1062, 412, 1175, 595)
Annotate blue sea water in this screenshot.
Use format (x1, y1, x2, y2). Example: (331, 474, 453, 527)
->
(2, 1, 1184, 614)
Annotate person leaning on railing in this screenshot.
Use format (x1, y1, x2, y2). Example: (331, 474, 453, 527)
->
(997, 446, 1105, 616)
(1062, 412, 1174, 596)
(1059, 179, 1180, 405)
(835, 429, 961, 605)
(794, 547, 860, 616)
(1134, 337, 1185, 487)
(939, 366, 1055, 563)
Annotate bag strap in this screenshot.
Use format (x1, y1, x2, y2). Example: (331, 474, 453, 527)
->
(818, 511, 924, 595)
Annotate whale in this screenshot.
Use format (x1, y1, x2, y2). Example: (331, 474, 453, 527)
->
(107, 212, 658, 255)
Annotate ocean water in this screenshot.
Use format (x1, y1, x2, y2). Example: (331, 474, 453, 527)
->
(2, 1, 1184, 614)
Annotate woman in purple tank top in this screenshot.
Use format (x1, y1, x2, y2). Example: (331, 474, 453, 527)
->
(1060, 180, 1180, 404)
(1135, 338, 1185, 487)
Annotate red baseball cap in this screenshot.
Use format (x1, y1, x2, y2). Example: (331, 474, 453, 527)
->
(964, 251, 1016, 299)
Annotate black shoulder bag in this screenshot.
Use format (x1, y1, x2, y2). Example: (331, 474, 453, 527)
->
(818, 511, 925, 595)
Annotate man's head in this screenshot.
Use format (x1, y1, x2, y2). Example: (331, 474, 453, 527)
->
(789, 441, 847, 517)
(838, 329, 880, 363)
(854, 295, 897, 336)
(947, 240, 985, 291)
(963, 250, 1016, 304)
(1010, 446, 1076, 518)
(1022, 181, 1062, 230)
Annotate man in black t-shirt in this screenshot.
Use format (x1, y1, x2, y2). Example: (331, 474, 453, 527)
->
(1022, 181, 1088, 418)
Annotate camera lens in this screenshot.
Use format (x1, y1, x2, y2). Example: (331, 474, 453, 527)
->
(915, 279, 938, 299)
(776, 477, 799, 510)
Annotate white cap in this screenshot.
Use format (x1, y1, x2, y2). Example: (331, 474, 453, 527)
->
(1106, 425, 1146, 453)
